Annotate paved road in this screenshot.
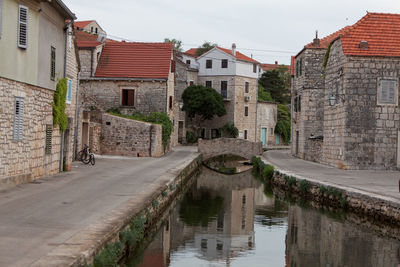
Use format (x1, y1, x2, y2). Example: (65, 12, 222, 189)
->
(0, 146, 198, 267)
(264, 150, 400, 202)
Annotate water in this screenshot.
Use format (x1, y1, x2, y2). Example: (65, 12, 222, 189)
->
(125, 167, 400, 267)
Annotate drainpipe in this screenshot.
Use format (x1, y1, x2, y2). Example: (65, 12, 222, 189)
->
(149, 124, 153, 157)
(73, 71, 81, 159)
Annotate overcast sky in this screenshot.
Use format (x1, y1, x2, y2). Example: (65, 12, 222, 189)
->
(64, 0, 400, 65)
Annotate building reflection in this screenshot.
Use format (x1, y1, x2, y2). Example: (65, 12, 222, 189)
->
(286, 205, 400, 267)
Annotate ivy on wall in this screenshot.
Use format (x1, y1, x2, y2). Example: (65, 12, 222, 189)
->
(53, 78, 68, 131)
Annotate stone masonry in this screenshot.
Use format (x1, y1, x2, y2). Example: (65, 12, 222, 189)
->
(101, 113, 163, 157)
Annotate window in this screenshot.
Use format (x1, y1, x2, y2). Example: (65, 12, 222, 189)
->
(169, 95, 173, 110)
(245, 106, 248, 116)
(244, 130, 248, 140)
(66, 79, 72, 104)
(171, 60, 175, 73)
(189, 81, 194, 86)
(221, 81, 227, 99)
(271, 128, 274, 136)
(205, 81, 212, 88)
(18, 5, 28, 49)
(294, 95, 301, 112)
(186, 59, 191, 65)
(206, 59, 212, 69)
(45, 125, 52, 154)
(378, 78, 397, 105)
(221, 59, 228, 68)
(296, 58, 303, 77)
(253, 63, 257, 73)
(95, 28, 98, 34)
(97, 52, 100, 62)
(50, 46, 56, 81)
(91, 26, 93, 33)
(245, 82, 249, 93)
(13, 97, 24, 141)
(122, 89, 135, 106)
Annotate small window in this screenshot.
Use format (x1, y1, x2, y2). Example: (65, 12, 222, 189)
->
(221, 59, 228, 68)
(189, 81, 194, 86)
(18, 5, 28, 49)
(253, 64, 257, 73)
(245, 82, 249, 93)
(45, 125, 52, 154)
(91, 26, 93, 33)
(245, 106, 248, 116)
(244, 130, 248, 140)
(221, 81, 227, 99)
(186, 60, 191, 65)
(206, 59, 212, 69)
(378, 79, 397, 105)
(122, 89, 135, 106)
(169, 95, 173, 110)
(205, 81, 212, 88)
(13, 97, 24, 141)
(66, 79, 72, 104)
(95, 28, 98, 34)
(50, 46, 56, 81)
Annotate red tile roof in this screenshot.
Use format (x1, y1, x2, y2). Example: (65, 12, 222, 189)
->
(75, 20, 94, 29)
(217, 47, 259, 63)
(260, 62, 281, 71)
(76, 30, 102, 48)
(340, 12, 400, 57)
(184, 47, 259, 63)
(305, 26, 352, 49)
(95, 42, 173, 79)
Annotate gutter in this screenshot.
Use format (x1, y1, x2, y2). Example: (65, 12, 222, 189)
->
(80, 77, 168, 82)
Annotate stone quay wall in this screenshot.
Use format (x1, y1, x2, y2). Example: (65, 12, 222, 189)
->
(101, 113, 163, 157)
(198, 138, 263, 160)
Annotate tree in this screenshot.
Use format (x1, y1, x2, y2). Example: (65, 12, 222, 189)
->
(275, 104, 291, 144)
(258, 84, 274, 102)
(259, 68, 290, 104)
(195, 41, 218, 56)
(182, 85, 226, 120)
(164, 38, 183, 52)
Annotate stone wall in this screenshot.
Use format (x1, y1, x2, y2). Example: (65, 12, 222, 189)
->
(101, 113, 163, 157)
(291, 48, 326, 161)
(198, 138, 263, 160)
(256, 101, 277, 146)
(0, 77, 61, 185)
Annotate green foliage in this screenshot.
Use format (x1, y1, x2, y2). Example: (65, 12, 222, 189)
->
(319, 185, 327, 194)
(53, 78, 68, 131)
(186, 131, 198, 143)
(258, 84, 274, 102)
(108, 111, 173, 149)
(107, 107, 121, 114)
(258, 68, 290, 104)
(322, 42, 332, 70)
(220, 122, 239, 138)
(179, 191, 223, 227)
(161, 190, 168, 198)
(299, 179, 311, 193)
(151, 199, 159, 209)
(262, 165, 275, 181)
(164, 38, 183, 52)
(195, 41, 218, 56)
(182, 85, 226, 120)
(93, 241, 123, 267)
(275, 104, 291, 144)
(169, 183, 175, 191)
(287, 176, 297, 187)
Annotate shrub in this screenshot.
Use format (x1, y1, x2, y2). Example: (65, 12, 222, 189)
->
(287, 176, 296, 187)
(262, 165, 274, 181)
(53, 78, 68, 131)
(186, 131, 198, 143)
(93, 241, 123, 267)
(299, 180, 311, 193)
(220, 123, 239, 138)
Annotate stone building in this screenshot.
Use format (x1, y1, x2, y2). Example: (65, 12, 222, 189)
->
(78, 40, 178, 155)
(183, 45, 260, 142)
(292, 12, 400, 170)
(75, 20, 106, 37)
(0, 0, 78, 185)
(256, 101, 278, 146)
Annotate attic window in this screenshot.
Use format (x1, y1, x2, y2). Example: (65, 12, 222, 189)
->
(359, 41, 369, 49)
(221, 59, 228, 68)
(253, 64, 257, 73)
(186, 59, 191, 65)
(206, 60, 212, 69)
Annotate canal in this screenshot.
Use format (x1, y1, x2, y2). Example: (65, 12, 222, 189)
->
(124, 167, 400, 267)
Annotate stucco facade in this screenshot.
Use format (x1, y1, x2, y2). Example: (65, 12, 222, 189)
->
(256, 101, 277, 146)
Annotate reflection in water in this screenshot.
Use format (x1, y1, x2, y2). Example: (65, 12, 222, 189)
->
(127, 167, 400, 267)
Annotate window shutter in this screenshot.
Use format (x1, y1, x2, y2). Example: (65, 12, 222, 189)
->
(380, 80, 396, 104)
(50, 47, 56, 80)
(66, 79, 72, 103)
(13, 97, 24, 141)
(18, 5, 28, 49)
(45, 125, 52, 154)
(128, 90, 135, 106)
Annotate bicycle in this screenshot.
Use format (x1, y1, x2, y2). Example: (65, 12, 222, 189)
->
(77, 144, 95, 165)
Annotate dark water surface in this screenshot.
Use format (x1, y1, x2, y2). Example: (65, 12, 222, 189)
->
(125, 168, 400, 267)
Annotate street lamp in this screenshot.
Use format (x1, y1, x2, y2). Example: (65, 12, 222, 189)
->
(329, 94, 336, 106)
(179, 102, 184, 110)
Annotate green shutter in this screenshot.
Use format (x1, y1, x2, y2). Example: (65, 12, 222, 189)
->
(51, 46, 56, 81)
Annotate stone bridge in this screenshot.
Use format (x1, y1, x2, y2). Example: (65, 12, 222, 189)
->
(198, 138, 263, 160)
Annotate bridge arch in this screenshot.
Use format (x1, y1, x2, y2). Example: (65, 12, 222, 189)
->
(198, 138, 263, 160)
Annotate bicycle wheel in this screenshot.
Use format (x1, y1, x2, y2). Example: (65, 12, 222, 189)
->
(90, 154, 95, 165)
(82, 153, 91, 164)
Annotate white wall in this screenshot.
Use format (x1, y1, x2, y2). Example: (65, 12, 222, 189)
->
(181, 54, 199, 69)
(198, 49, 236, 76)
(236, 60, 259, 79)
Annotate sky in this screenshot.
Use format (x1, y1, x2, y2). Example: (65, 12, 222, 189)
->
(64, 0, 400, 65)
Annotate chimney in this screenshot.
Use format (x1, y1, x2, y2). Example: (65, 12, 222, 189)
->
(275, 61, 278, 65)
(232, 43, 236, 56)
(359, 40, 369, 49)
(313, 30, 320, 47)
